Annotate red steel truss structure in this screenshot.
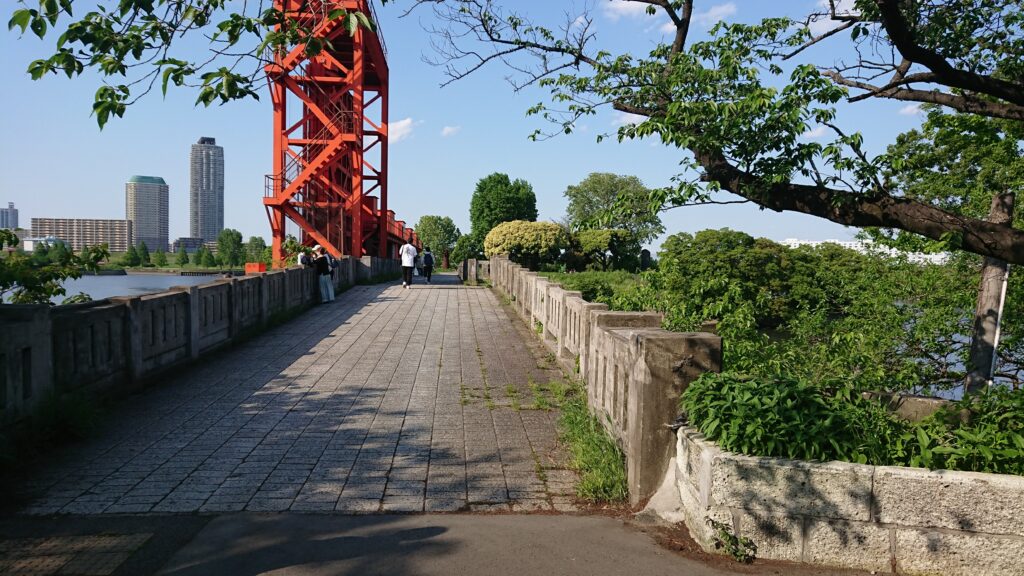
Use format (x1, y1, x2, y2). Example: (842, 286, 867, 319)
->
(264, 0, 418, 267)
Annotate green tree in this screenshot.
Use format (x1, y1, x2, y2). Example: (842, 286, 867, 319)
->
(31, 241, 50, 265)
(47, 240, 70, 264)
(194, 245, 208, 267)
(137, 241, 150, 265)
(484, 220, 568, 270)
(8, 1, 378, 127)
(469, 173, 538, 244)
(414, 0, 1024, 264)
(450, 235, 482, 264)
(176, 245, 190, 267)
(575, 229, 640, 272)
(0, 230, 108, 304)
(282, 234, 303, 265)
(246, 236, 268, 264)
(871, 109, 1023, 392)
(565, 173, 664, 244)
(217, 228, 244, 267)
(121, 244, 141, 267)
(414, 215, 461, 268)
(201, 248, 217, 268)
(152, 250, 167, 267)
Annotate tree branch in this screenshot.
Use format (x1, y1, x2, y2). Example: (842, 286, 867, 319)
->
(874, 0, 1024, 107)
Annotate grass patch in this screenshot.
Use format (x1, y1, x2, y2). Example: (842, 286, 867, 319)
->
(543, 270, 640, 303)
(557, 382, 628, 503)
(527, 377, 575, 411)
(505, 384, 521, 411)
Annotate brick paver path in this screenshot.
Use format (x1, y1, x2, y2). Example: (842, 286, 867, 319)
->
(20, 274, 576, 516)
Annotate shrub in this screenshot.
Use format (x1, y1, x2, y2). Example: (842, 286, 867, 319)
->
(682, 372, 1024, 475)
(484, 220, 568, 270)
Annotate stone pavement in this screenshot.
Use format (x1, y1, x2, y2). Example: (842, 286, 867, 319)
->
(17, 273, 573, 518)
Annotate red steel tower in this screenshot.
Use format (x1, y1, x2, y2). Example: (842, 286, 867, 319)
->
(264, 0, 404, 267)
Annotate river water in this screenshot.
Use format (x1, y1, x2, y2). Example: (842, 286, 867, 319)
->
(59, 273, 221, 301)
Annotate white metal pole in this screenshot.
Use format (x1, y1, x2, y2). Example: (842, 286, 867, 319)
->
(988, 264, 1010, 384)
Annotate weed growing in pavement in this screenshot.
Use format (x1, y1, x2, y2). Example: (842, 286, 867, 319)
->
(707, 517, 757, 563)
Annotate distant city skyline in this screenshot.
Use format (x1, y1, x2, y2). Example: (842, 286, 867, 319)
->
(125, 176, 169, 251)
(190, 137, 225, 242)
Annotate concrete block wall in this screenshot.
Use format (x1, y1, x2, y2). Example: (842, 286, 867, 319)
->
(674, 427, 1024, 575)
(1, 257, 399, 426)
(476, 256, 722, 505)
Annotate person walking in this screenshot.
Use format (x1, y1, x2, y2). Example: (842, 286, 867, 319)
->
(422, 246, 435, 284)
(313, 245, 335, 303)
(399, 239, 417, 289)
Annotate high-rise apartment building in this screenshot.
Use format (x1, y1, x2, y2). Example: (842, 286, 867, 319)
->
(125, 175, 169, 251)
(0, 202, 18, 229)
(190, 137, 224, 242)
(31, 218, 133, 253)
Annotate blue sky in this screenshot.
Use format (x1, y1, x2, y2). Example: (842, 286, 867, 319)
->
(0, 0, 929, 250)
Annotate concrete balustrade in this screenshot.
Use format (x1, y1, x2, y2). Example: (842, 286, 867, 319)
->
(1, 257, 399, 426)
(463, 256, 722, 505)
(672, 428, 1024, 575)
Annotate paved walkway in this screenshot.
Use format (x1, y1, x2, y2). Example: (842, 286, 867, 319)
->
(19, 273, 573, 516)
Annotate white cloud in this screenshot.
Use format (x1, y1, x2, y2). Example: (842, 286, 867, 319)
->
(801, 125, 828, 139)
(899, 103, 922, 116)
(440, 125, 462, 137)
(391, 117, 415, 142)
(602, 1, 650, 21)
(659, 20, 677, 34)
(571, 14, 587, 30)
(694, 2, 737, 26)
(612, 111, 647, 126)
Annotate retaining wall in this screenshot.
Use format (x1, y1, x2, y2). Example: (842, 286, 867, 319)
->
(1, 257, 398, 426)
(465, 257, 722, 505)
(673, 427, 1024, 575)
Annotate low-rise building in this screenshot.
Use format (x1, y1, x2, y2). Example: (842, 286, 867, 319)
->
(780, 238, 949, 265)
(22, 236, 63, 252)
(30, 218, 133, 253)
(171, 237, 207, 254)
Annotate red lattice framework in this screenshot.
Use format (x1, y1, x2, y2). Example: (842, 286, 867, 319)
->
(264, 0, 418, 267)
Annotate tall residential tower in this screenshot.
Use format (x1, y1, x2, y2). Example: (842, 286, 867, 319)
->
(125, 176, 169, 251)
(190, 137, 224, 242)
(0, 202, 18, 229)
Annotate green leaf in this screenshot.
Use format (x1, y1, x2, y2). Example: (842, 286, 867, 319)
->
(8, 9, 32, 33)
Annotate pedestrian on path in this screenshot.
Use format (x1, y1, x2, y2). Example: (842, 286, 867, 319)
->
(422, 246, 435, 284)
(314, 245, 335, 303)
(399, 239, 417, 289)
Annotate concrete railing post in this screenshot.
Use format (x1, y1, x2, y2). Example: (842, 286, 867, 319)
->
(228, 278, 241, 338)
(258, 273, 270, 326)
(120, 296, 145, 384)
(627, 331, 721, 505)
(181, 285, 201, 359)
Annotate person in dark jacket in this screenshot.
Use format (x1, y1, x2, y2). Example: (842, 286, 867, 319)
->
(314, 245, 335, 303)
(421, 247, 435, 284)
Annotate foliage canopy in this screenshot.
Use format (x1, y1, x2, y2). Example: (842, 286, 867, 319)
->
(469, 173, 538, 243)
(564, 173, 664, 245)
(407, 0, 1024, 263)
(484, 220, 567, 270)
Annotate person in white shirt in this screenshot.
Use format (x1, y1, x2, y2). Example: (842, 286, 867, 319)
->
(398, 240, 418, 289)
